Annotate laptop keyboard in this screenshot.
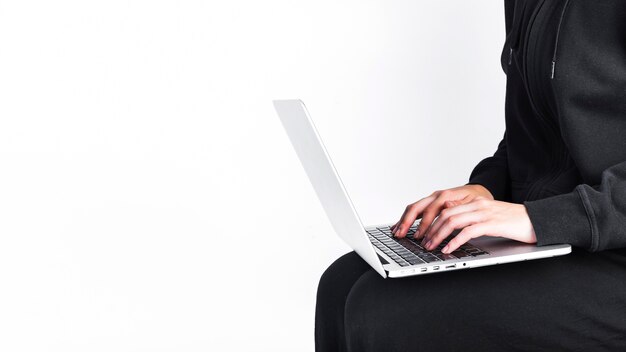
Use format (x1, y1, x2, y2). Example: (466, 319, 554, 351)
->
(366, 224, 489, 267)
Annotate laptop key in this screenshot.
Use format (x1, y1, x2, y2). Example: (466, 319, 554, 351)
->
(471, 251, 489, 257)
(421, 256, 441, 263)
(409, 248, 427, 255)
(370, 226, 467, 266)
(452, 251, 471, 258)
(398, 240, 426, 253)
(408, 257, 425, 265)
(398, 252, 414, 259)
(396, 238, 417, 246)
(382, 248, 394, 255)
(436, 253, 457, 261)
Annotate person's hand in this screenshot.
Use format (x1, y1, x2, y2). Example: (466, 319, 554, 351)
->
(391, 184, 493, 239)
(421, 197, 537, 254)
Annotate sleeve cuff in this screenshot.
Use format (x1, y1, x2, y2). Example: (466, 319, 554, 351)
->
(523, 187, 592, 250)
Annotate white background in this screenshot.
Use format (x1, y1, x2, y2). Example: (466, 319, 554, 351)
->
(0, 1, 505, 351)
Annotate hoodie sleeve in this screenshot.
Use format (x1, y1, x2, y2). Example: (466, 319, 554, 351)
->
(524, 163, 626, 251)
(523, 1, 626, 251)
(465, 1, 514, 201)
(467, 132, 511, 201)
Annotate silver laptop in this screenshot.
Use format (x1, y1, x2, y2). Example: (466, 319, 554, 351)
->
(273, 99, 571, 278)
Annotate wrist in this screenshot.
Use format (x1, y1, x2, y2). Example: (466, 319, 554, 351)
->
(520, 203, 537, 244)
(466, 184, 494, 200)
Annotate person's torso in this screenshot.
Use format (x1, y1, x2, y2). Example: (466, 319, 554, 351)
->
(502, 0, 584, 203)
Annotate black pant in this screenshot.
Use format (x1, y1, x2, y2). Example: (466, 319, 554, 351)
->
(315, 248, 626, 351)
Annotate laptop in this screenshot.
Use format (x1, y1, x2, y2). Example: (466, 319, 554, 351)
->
(273, 99, 571, 278)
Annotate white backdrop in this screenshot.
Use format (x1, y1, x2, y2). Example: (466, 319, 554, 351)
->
(0, 1, 505, 351)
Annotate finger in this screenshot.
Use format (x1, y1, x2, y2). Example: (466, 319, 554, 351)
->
(442, 223, 490, 254)
(391, 207, 410, 236)
(390, 221, 399, 232)
(422, 201, 482, 243)
(417, 205, 445, 243)
(395, 196, 434, 238)
(423, 196, 493, 243)
(423, 211, 484, 251)
(417, 206, 439, 241)
(443, 200, 460, 209)
(443, 194, 474, 209)
(392, 207, 411, 237)
(417, 193, 456, 241)
(417, 191, 463, 238)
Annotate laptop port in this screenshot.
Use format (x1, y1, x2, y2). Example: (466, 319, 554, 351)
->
(446, 264, 456, 269)
(433, 266, 439, 271)
(420, 268, 427, 272)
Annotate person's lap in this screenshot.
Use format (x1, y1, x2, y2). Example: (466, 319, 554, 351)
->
(316, 248, 626, 352)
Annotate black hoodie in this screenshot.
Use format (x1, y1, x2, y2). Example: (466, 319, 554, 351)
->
(468, 0, 626, 252)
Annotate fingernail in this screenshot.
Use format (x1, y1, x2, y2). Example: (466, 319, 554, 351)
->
(442, 245, 450, 253)
(425, 240, 432, 248)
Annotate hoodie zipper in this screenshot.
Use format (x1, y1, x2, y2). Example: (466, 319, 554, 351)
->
(507, 1, 527, 66)
(502, 0, 573, 201)
(521, 0, 554, 201)
(524, 0, 572, 200)
(550, 0, 572, 79)
(522, 0, 546, 117)
(527, 0, 572, 200)
(508, 0, 572, 79)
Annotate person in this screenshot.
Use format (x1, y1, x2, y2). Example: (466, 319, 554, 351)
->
(315, 1, 626, 351)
